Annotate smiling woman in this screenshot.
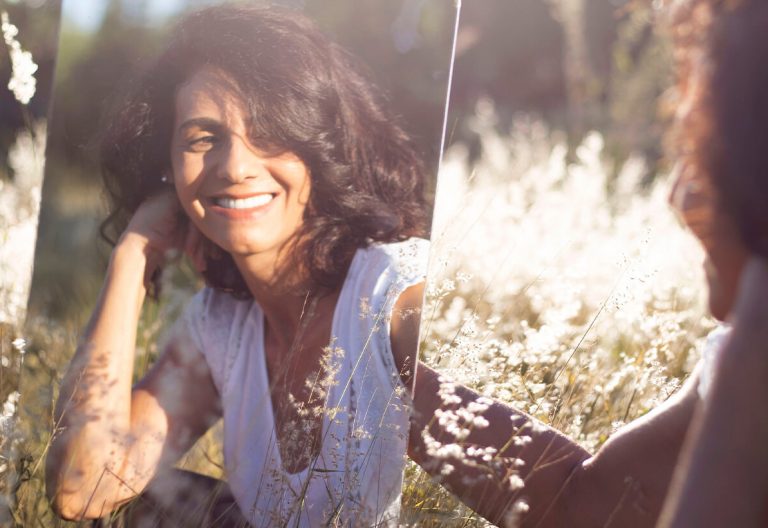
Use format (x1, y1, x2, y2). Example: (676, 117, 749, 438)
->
(171, 68, 313, 270)
(43, 3, 450, 526)
(97, 5, 434, 299)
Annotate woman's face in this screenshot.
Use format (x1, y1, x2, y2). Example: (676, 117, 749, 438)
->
(669, 163, 749, 321)
(670, 73, 751, 321)
(170, 67, 311, 262)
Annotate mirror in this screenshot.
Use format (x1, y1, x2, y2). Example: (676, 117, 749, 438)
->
(22, 0, 457, 526)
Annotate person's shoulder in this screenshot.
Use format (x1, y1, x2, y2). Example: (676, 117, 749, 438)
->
(697, 324, 731, 400)
(341, 238, 428, 322)
(365, 237, 430, 259)
(183, 286, 253, 328)
(354, 237, 430, 277)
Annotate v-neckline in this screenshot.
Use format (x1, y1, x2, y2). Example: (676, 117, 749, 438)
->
(256, 273, 350, 478)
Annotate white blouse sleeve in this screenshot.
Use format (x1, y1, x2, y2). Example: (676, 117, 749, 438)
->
(697, 325, 731, 400)
(180, 287, 227, 395)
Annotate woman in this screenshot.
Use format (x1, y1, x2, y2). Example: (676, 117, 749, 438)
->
(657, 0, 768, 525)
(45, 5, 433, 526)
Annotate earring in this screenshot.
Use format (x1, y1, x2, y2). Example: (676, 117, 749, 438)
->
(160, 172, 171, 184)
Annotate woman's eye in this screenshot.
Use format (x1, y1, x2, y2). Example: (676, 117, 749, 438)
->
(186, 135, 218, 152)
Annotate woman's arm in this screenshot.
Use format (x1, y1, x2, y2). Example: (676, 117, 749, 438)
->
(45, 194, 220, 520)
(392, 282, 699, 527)
(658, 259, 768, 528)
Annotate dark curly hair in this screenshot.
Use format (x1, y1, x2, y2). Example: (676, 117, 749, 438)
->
(669, 0, 768, 258)
(100, 4, 431, 297)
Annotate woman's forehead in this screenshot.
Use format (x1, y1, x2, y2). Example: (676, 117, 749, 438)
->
(174, 67, 247, 129)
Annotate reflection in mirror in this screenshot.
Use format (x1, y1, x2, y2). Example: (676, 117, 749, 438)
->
(26, 1, 457, 526)
(0, 0, 60, 522)
(415, 1, 711, 526)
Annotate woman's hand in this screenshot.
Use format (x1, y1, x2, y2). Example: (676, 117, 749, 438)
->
(117, 192, 187, 281)
(116, 191, 207, 284)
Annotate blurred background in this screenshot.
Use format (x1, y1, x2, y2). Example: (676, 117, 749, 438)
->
(451, 0, 671, 163)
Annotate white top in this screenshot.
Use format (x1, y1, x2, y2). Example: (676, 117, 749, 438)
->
(696, 325, 730, 400)
(182, 238, 430, 527)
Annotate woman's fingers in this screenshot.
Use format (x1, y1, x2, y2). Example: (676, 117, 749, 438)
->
(120, 190, 213, 279)
(123, 192, 183, 251)
(117, 191, 189, 285)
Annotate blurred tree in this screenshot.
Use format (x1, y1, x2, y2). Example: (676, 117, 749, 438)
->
(47, 0, 161, 177)
(548, 0, 596, 136)
(448, 0, 671, 173)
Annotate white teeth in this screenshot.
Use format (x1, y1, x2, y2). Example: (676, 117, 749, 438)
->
(215, 194, 274, 209)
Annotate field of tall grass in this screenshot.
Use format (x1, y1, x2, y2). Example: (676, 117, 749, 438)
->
(0, 96, 714, 526)
(401, 103, 712, 525)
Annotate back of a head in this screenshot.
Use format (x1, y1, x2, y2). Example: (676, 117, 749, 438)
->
(670, 0, 768, 258)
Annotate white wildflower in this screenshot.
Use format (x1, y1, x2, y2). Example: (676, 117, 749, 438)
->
(512, 435, 532, 447)
(11, 338, 25, 353)
(0, 391, 20, 436)
(508, 474, 524, 491)
(1, 11, 38, 105)
(0, 119, 45, 326)
(503, 499, 530, 528)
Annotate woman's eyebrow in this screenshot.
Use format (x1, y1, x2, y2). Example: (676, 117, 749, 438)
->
(177, 117, 223, 132)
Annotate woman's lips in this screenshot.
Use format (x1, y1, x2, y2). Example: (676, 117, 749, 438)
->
(207, 193, 277, 219)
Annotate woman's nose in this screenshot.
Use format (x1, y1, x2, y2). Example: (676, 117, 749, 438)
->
(217, 135, 264, 183)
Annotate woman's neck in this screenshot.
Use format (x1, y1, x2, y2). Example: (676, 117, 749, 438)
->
(231, 249, 333, 350)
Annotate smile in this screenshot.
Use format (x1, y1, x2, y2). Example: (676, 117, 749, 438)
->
(207, 192, 278, 220)
(213, 194, 275, 209)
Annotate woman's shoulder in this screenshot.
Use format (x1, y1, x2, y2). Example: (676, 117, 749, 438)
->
(351, 237, 430, 281)
(181, 287, 255, 342)
(339, 237, 429, 324)
(365, 236, 430, 258)
(185, 286, 252, 316)
(697, 324, 731, 400)
(180, 287, 257, 393)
